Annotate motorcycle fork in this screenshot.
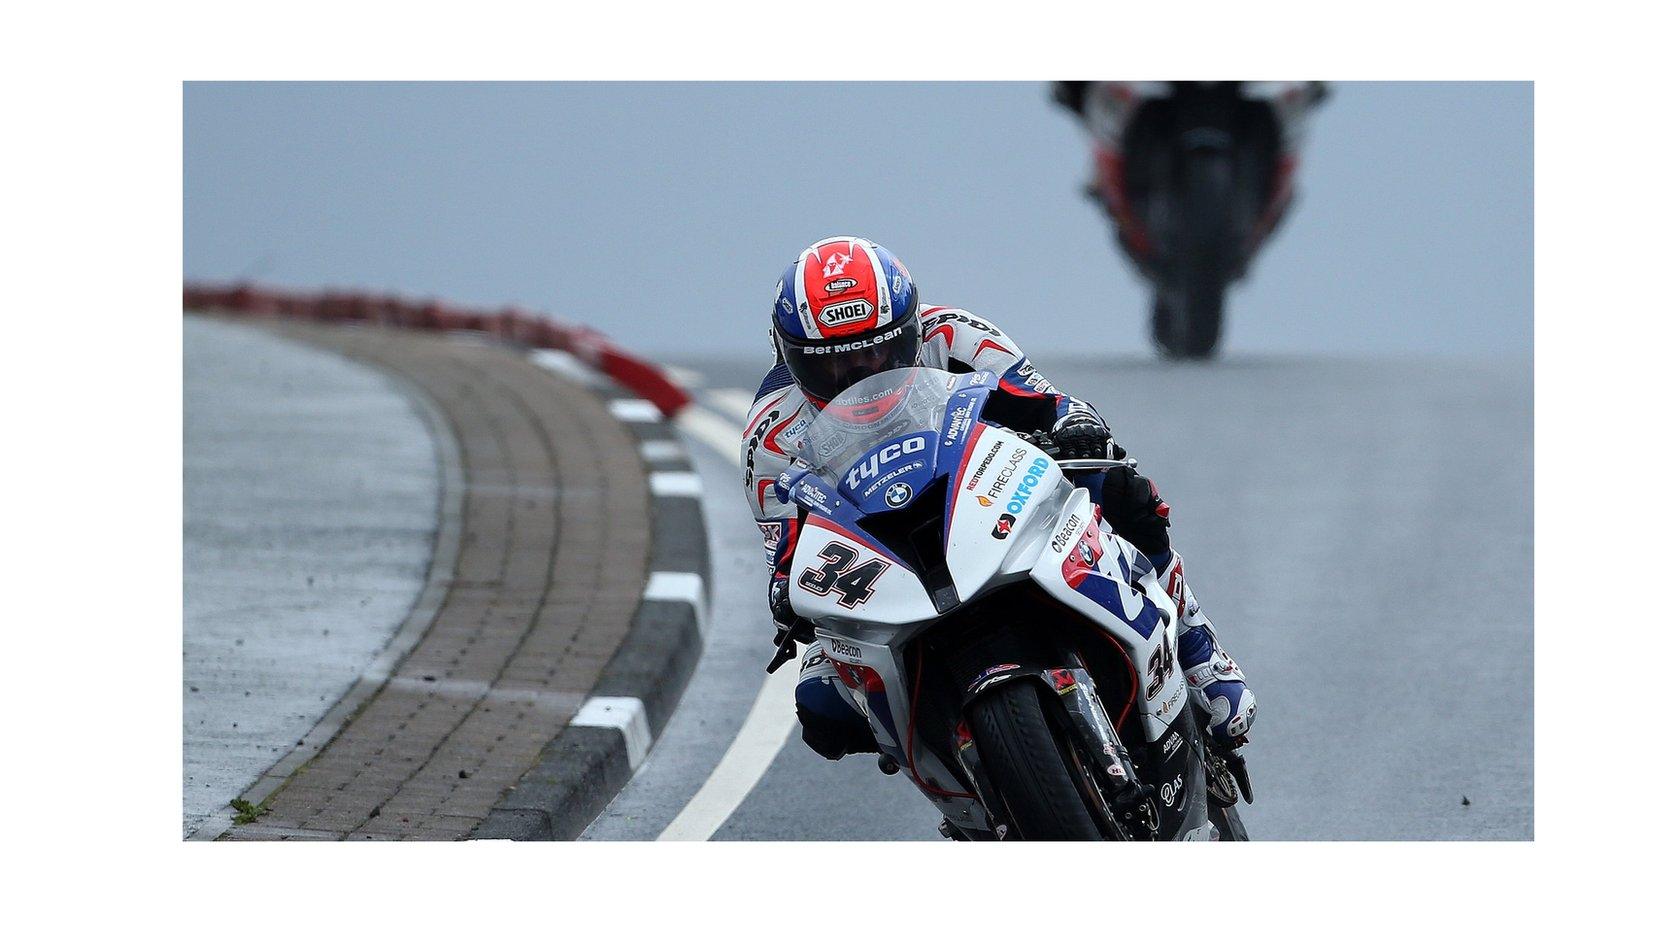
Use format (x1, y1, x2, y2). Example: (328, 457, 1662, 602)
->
(956, 660, 1153, 839)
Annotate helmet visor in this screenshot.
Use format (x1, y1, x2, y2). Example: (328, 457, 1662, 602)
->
(779, 318, 923, 405)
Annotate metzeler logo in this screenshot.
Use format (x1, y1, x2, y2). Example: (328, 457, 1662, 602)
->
(818, 299, 874, 327)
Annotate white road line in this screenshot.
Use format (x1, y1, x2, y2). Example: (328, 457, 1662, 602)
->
(639, 440, 684, 463)
(654, 393, 804, 841)
(702, 388, 755, 423)
(661, 364, 705, 388)
(530, 349, 601, 386)
(571, 696, 654, 768)
(611, 398, 664, 423)
(675, 401, 744, 460)
(649, 470, 703, 497)
(657, 650, 801, 840)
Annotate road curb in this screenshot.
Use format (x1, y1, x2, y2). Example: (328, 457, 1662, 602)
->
(473, 384, 709, 840)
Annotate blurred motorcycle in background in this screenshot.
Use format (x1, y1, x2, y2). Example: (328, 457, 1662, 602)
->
(1055, 81, 1328, 359)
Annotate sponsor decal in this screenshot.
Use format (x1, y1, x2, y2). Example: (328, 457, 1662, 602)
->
(991, 512, 1016, 539)
(825, 637, 863, 661)
(976, 495, 993, 507)
(844, 435, 927, 489)
(1049, 668, 1078, 695)
(821, 248, 854, 278)
(942, 401, 973, 445)
(1160, 731, 1184, 761)
(1103, 743, 1130, 777)
(891, 273, 903, 295)
(1010, 358, 1058, 395)
(795, 479, 835, 514)
(1152, 678, 1186, 722)
(884, 481, 913, 508)
(1049, 512, 1083, 554)
(742, 407, 783, 487)
(758, 521, 782, 566)
(824, 277, 858, 294)
(985, 448, 1030, 500)
(926, 309, 1003, 338)
(955, 720, 974, 751)
(968, 663, 1022, 693)
(1077, 540, 1096, 567)
(1005, 456, 1051, 515)
(859, 462, 917, 499)
(1159, 773, 1184, 809)
(800, 320, 908, 354)
(818, 298, 875, 327)
(963, 440, 1003, 492)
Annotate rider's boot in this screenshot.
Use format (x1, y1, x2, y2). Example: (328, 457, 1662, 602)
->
(1160, 553, 1256, 746)
(794, 647, 878, 761)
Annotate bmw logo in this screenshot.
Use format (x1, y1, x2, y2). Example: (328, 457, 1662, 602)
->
(884, 482, 913, 508)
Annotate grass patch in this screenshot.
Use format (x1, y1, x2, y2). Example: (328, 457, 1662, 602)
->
(230, 798, 269, 826)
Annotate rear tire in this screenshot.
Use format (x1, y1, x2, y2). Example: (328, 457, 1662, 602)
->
(968, 680, 1105, 840)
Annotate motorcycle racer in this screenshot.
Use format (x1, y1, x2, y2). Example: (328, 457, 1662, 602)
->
(741, 236, 1256, 770)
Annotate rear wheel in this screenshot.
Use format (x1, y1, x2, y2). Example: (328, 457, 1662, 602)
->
(1210, 803, 1249, 841)
(968, 679, 1107, 840)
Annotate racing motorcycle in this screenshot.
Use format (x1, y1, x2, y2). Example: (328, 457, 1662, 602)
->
(767, 367, 1250, 840)
(1068, 80, 1326, 359)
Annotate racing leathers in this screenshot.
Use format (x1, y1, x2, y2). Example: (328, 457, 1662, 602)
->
(740, 304, 1256, 762)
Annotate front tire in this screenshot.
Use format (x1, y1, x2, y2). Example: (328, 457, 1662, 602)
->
(1152, 149, 1232, 359)
(968, 680, 1106, 840)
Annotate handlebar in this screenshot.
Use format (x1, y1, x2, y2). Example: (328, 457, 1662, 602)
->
(1055, 459, 1134, 473)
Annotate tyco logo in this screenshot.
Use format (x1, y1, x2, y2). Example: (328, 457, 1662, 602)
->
(1006, 456, 1051, 515)
(991, 513, 1016, 539)
(844, 435, 927, 489)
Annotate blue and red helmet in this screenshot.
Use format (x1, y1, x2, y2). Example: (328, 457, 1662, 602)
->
(771, 236, 921, 405)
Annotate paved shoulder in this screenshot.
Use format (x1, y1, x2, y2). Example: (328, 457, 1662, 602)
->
(184, 317, 440, 838)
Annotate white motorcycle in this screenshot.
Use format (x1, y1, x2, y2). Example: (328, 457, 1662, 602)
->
(770, 367, 1248, 840)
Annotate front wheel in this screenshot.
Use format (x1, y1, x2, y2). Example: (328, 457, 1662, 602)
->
(968, 679, 1110, 840)
(1151, 285, 1224, 359)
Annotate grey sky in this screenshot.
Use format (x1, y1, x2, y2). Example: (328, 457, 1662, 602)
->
(184, 82, 1531, 358)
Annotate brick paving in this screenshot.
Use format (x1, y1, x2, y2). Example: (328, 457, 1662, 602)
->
(223, 323, 651, 840)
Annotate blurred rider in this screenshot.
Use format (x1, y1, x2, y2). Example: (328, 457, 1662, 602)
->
(740, 236, 1256, 773)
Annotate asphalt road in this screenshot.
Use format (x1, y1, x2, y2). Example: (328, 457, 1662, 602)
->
(585, 353, 1533, 841)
